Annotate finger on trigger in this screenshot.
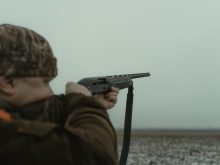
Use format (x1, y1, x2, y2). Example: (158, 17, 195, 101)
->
(111, 87, 119, 93)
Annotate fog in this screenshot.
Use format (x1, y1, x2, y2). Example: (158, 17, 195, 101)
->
(1, 0, 220, 129)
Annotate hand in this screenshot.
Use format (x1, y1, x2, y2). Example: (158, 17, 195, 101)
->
(65, 82, 92, 96)
(94, 87, 119, 110)
(66, 82, 119, 109)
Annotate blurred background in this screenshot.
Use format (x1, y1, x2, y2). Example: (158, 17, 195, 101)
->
(1, 0, 220, 129)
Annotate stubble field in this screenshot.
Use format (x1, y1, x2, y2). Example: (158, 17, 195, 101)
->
(117, 130, 220, 165)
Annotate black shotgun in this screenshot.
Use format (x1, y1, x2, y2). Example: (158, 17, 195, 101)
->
(78, 72, 151, 165)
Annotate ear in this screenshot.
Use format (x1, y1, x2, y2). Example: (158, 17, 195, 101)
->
(0, 76, 15, 96)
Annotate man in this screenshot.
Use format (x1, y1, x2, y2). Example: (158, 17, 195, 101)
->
(0, 24, 119, 165)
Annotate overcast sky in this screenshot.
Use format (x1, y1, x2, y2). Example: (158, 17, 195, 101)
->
(1, 0, 220, 129)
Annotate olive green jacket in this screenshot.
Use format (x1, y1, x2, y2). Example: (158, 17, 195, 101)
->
(0, 93, 118, 165)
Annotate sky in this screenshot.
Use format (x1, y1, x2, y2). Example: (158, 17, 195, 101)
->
(1, 0, 220, 129)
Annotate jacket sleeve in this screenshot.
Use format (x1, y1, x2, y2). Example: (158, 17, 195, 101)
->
(64, 93, 118, 165)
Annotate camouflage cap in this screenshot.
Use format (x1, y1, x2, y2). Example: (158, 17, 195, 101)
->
(0, 24, 57, 77)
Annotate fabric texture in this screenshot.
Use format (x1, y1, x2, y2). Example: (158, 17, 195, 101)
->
(0, 24, 57, 77)
(0, 94, 118, 165)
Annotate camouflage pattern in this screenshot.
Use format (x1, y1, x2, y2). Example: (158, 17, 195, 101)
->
(0, 24, 57, 77)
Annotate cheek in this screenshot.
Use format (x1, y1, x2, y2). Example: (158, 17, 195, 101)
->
(12, 86, 30, 106)
(13, 82, 29, 97)
(27, 78, 44, 88)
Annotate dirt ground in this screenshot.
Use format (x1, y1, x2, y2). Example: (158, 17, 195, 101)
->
(118, 134, 220, 165)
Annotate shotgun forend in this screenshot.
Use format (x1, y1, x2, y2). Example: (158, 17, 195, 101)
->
(78, 72, 150, 94)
